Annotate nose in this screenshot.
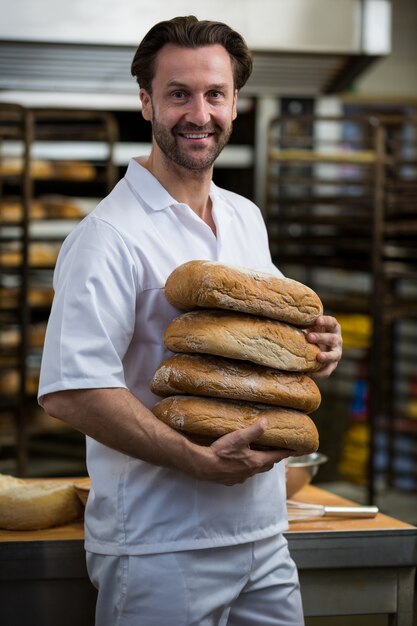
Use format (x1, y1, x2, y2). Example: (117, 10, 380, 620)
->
(185, 94, 211, 127)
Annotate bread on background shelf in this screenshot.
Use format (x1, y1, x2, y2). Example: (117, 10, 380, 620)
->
(0, 157, 96, 181)
(0, 243, 60, 267)
(0, 196, 84, 222)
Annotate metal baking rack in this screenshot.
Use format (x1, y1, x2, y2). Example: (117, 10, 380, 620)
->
(265, 114, 417, 502)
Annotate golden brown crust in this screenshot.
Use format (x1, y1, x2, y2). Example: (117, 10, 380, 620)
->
(0, 244, 59, 268)
(0, 200, 47, 221)
(165, 260, 323, 326)
(41, 196, 84, 219)
(153, 395, 319, 454)
(53, 161, 96, 180)
(164, 310, 321, 373)
(0, 197, 84, 221)
(151, 353, 321, 412)
(0, 481, 83, 530)
(0, 158, 55, 179)
(0, 159, 95, 181)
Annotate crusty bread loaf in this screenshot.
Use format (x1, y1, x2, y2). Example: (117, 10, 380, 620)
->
(165, 260, 323, 326)
(41, 195, 84, 219)
(0, 158, 95, 181)
(164, 310, 321, 373)
(0, 474, 25, 491)
(151, 353, 321, 412)
(28, 286, 54, 308)
(0, 285, 54, 310)
(29, 244, 60, 267)
(0, 158, 55, 179)
(0, 479, 83, 530)
(53, 161, 96, 180)
(0, 200, 46, 221)
(0, 197, 83, 221)
(0, 244, 59, 268)
(153, 395, 319, 454)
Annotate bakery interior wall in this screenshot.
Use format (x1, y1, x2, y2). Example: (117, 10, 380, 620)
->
(1, 0, 416, 505)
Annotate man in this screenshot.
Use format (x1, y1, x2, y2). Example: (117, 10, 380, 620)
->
(39, 16, 342, 626)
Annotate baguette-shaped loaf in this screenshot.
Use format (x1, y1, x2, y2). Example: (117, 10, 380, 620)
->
(164, 310, 321, 373)
(153, 395, 319, 454)
(165, 260, 323, 326)
(0, 480, 84, 530)
(151, 353, 321, 412)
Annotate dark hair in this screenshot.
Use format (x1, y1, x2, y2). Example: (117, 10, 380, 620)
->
(131, 15, 253, 93)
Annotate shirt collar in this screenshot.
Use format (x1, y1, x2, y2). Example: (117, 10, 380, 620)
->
(125, 157, 221, 213)
(125, 157, 177, 211)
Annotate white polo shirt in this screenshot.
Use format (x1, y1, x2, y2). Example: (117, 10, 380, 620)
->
(39, 158, 288, 555)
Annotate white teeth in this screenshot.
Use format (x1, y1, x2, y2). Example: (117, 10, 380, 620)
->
(183, 133, 209, 139)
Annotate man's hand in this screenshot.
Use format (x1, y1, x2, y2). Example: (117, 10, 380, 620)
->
(306, 314, 342, 379)
(197, 419, 292, 486)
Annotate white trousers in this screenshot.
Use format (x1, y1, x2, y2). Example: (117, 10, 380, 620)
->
(86, 533, 304, 626)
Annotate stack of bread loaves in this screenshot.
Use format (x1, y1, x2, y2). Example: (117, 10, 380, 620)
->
(151, 261, 323, 455)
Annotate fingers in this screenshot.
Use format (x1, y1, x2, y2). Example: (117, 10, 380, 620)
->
(216, 447, 290, 486)
(307, 315, 342, 379)
(211, 418, 270, 457)
(311, 360, 338, 379)
(307, 316, 342, 347)
(208, 419, 291, 485)
(221, 417, 269, 448)
(308, 315, 341, 334)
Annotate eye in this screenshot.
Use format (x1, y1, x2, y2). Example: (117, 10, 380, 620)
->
(171, 91, 186, 99)
(209, 90, 222, 98)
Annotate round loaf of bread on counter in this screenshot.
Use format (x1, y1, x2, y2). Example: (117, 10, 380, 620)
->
(165, 260, 323, 326)
(0, 481, 84, 530)
(0, 473, 25, 491)
(164, 310, 321, 373)
(151, 353, 321, 413)
(153, 395, 319, 454)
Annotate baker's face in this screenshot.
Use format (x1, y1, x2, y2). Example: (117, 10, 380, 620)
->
(140, 44, 238, 172)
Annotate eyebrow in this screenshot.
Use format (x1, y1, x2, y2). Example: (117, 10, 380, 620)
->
(166, 81, 229, 91)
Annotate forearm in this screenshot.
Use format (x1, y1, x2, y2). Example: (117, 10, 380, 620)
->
(42, 387, 202, 475)
(42, 387, 290, 485)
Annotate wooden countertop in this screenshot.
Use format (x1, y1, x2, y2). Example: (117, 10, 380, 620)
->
(0, 477, 85, 543)
(287, 484, 416, 533)
(1, 483, 415, 626)
(0, 481, 414, 543)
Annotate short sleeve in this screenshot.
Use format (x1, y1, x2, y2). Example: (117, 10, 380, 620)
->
(38, 217, 138, 401)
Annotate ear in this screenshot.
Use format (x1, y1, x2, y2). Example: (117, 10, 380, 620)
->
(140, 89, 153, 121)
(232, 89, 238, 121)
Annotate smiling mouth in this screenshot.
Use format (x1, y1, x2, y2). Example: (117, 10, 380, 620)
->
(180, 132, 213, 139)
